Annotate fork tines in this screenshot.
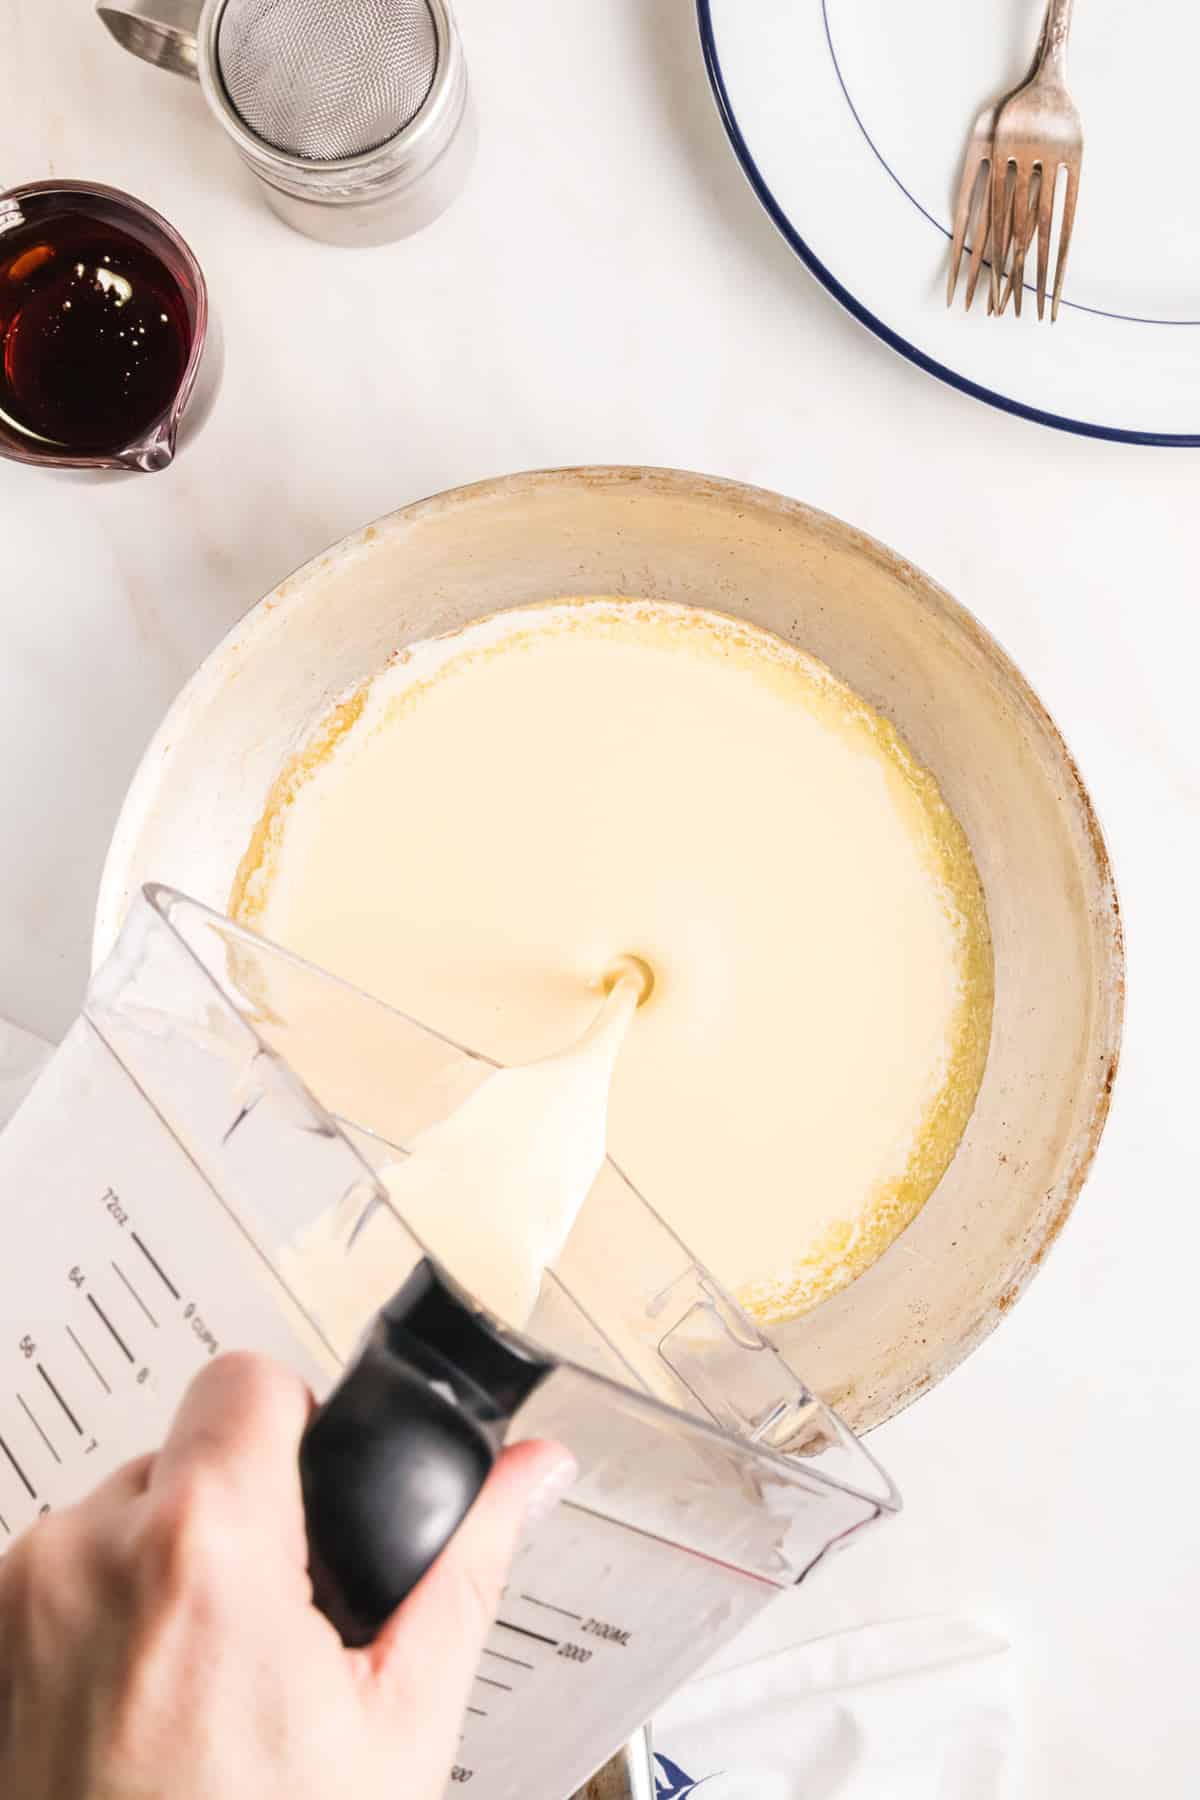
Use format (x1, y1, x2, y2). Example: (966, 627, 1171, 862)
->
(946, 2, 1083, 324)
(991, 152, 1081, 321)
(946, 131, 997, 313)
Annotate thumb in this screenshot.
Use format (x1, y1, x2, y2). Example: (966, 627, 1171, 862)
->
(367, 1439, 575, 1735)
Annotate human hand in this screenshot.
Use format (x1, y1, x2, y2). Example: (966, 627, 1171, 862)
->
(0, 1352, 574, 1799)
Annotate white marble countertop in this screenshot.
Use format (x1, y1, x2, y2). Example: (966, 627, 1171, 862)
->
(3, 2, 1198, 1794)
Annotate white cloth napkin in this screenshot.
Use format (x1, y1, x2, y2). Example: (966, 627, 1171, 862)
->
(0, 1015, 52, 1131)
(652, 1617, 1019, 1799)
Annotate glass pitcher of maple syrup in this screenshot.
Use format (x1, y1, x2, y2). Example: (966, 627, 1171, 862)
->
(0, 180, 213, 473)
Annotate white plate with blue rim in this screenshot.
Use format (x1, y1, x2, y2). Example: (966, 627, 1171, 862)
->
(698, 0, 1200, 445)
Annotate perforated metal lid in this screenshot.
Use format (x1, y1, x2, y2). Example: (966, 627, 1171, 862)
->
(216, 0, 439, 162)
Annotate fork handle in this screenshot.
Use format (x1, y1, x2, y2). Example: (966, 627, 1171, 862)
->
(1037, 0, 1075, 83)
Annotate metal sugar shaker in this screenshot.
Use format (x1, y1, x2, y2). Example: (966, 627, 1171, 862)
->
(96, 0, 474, 246)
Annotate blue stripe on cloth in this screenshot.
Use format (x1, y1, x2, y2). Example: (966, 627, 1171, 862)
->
(654, 1751, 699, 1797)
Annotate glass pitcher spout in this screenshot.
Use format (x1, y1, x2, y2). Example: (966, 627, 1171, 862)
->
(118, 413, 178, 473)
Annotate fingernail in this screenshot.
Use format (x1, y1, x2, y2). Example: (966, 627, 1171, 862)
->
(524, 1456, 578, 1528)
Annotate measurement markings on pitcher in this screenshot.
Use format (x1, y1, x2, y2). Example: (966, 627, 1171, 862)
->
(458, 1585, 636, 1782)
(0, 1429, 36, 1500)
(1, 1195, 229, 1555)
(6, 1271, 166, 1526)
(130, 1231, 181, 1301)
(17, 1394, 60, 1464)
(494, 1618, 558, 1647)
(37, 1363, 83, 1435)
(66, 1325, 111, 1394)
(47, 1212, 213, 1468)
(98, 1194, 192, 1348)
(519, 1591, 582, 1621)
(85, 1292, 133, 1364)
(94, 1199, 217, 1364)
(583, 1617, 632, 1645)
(481, 1647, 533, 1671)
(100, 1190, 178, 1297)
(494, 1591, 634, 1668)
(111, 1261, 158, 1329)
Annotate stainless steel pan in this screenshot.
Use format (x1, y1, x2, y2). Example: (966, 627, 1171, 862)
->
(94, 466, 1123, 1435)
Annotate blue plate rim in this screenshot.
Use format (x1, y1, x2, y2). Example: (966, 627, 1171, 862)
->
(696, 0, 1200, 448)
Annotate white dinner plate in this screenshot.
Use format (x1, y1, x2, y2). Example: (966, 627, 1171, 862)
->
(699, 0, 1200, 444)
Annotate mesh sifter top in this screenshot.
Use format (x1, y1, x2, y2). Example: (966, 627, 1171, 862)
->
(217, 0, 439, 162)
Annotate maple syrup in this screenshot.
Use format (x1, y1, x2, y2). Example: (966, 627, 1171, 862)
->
(0, 190, 193, 457)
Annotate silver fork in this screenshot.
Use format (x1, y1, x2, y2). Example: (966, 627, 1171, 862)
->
(990, 0, 1083, 320)
(945, 18, 1046, 312)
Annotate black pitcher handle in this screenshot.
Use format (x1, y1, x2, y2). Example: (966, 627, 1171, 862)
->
(299, 1259, 552, 1646)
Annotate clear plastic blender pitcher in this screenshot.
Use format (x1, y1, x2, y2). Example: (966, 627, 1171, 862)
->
(0, 886, 898, 1799)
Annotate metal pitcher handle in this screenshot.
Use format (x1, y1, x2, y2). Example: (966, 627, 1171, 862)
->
(95, 0, 202, 78)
